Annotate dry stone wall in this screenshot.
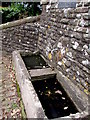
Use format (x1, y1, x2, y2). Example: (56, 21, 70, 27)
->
(38, 2, 90, 95)
(1, 17, 40, 53)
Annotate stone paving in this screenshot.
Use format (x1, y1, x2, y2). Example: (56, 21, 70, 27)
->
(0, 52, 21, 119)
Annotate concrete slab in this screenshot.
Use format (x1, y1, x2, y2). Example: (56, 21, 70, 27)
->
(29, 68, 56, 80)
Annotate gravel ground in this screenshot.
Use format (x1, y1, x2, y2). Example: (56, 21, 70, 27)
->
(0, 52, 22, 119)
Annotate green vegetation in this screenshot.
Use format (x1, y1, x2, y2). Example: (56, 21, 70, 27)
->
(20, 100, 27, 119)
(16, 81, 27, 119)
(16, 81, 21, 98)
(11, 103, 18, 109)
(0, 2, 42, 24)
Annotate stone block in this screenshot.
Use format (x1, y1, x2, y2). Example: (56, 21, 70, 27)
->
(83, 13, 90, 20)
(84, 2, 90, 7)
(60, 19, 69, 24)
(73, 32, 83, 39)
(50, 18, 56, 22)
(75, 7, 88, 13)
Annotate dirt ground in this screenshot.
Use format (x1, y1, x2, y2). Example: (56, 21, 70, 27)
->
(0, 51, 22, 119)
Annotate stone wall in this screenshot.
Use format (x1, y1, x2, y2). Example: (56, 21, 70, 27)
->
(38, 2, 90, 95)
(0, 1, 90, 95)
(1, 16, 40, 53)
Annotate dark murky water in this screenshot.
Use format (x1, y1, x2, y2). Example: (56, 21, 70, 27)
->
(32, 77, 78, 119)
(22, 55, 48, 70)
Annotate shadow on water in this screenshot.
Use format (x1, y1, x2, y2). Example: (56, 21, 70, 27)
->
(32, 76, 78, 119)
(22, 55, 48, 70)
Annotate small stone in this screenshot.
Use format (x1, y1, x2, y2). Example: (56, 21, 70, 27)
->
(86, 49, 90, 54)
(85, 78, 90, 84)
(84, 50, 88, 56)
(83, 67, 89, 74)
(43, 66, 45, 68)
(65, 60, 71, 68)
(3, 36, 6, 39)
(76, 78, 80, 83)
(57, 42, 62, 49)
(77, 71, 80, 75)
(76, 14, 81, 19)
(67, 52, 73, 58)
(61, 48, 65, 55)
(71, 34, 74, 37)
(82, 59, 89, 65)
(72, 42, 79, 49)
(83, 45, 88, 49)
(46, 46, 51, 52)
(19, 39, 21, 42)
(27, 41, 30, 44)
(61, 58, 66, 63)
(66, 68, 70, 72)
(83, 34, 89, 39)
(58, 61, 62, 66)
(60, 31, 63, 35)
(60, 19, 69, 24)
(83, 13, 90, 20)
(79, 19, 85, 27)
(50, 18, 56, 22)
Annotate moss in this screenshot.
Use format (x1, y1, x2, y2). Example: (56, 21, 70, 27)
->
(16, 81, 21, 98)
(16, 81, 27, 119)
(20, 100, 27, 119)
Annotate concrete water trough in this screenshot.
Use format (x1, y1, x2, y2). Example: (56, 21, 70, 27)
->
(12, 50, 89, 119)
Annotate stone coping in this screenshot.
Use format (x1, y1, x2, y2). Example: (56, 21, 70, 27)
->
(0, 15, 40, 30)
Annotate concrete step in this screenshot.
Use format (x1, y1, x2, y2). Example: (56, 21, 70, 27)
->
(29, 68, 56, 81)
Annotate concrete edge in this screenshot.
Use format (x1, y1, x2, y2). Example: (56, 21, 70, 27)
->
(40, 56, 90, 119)
(12, 50, 46, 119)
(0, 15, 40, 30)
(55, 69, 89, 119)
